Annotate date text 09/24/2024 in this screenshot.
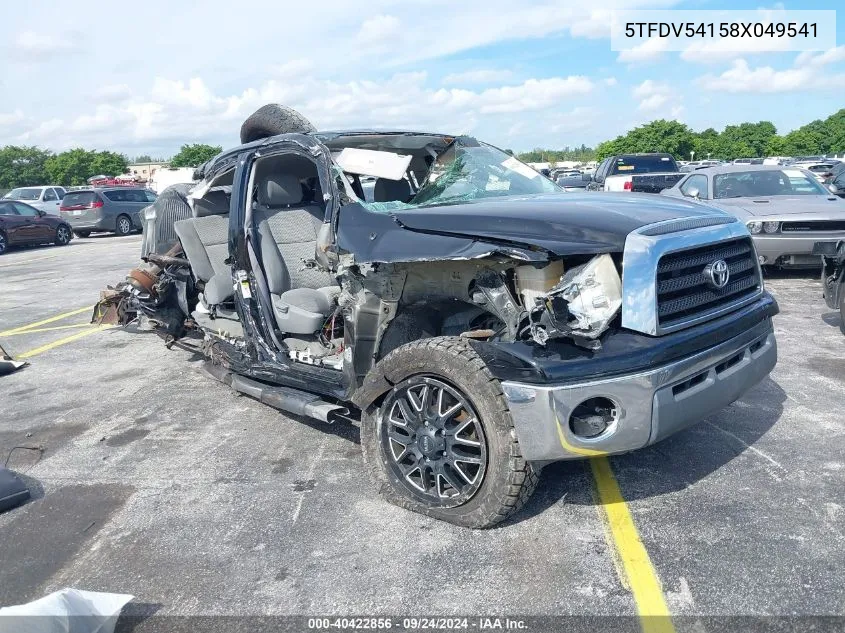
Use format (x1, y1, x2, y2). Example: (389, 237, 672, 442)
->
(307, 617, 528, 630)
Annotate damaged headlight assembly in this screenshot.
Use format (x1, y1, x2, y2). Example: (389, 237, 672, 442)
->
(526, 254, 622, 348)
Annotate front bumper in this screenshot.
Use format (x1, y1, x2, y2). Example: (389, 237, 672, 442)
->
(502, 318, 777, 463)
(754, 233, 845, 266)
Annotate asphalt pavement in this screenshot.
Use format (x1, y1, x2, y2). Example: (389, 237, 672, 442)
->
(0, 235, 842, 631)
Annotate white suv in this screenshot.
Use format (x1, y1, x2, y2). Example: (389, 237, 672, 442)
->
(2, 186, 67, 215)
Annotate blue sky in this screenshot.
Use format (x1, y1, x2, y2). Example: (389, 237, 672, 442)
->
(0, 0, 842, 157)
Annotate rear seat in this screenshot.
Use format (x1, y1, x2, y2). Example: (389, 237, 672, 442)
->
(173, 190, 233, 306)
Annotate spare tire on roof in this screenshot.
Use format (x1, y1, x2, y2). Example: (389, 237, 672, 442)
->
(239, 104, 316, 144)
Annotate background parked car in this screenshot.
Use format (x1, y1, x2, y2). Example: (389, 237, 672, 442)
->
(826, 163, 845, 198)
(587, 153, 683, 193)
(0, 200, 73, 254)
(555, 174, 590, 191)
(2, 186, 67, 215)
(59, 187, 157, 237)
(662, 165, 845, 267)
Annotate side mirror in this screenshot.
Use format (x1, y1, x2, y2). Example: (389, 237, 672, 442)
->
(36, 209, 46, 217)
(828, 183, 840, 194)
(685, 187, 700, 200)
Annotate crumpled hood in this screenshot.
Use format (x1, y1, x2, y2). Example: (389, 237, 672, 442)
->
(710, 196, 845, 218)
(390, 193, 732, 255)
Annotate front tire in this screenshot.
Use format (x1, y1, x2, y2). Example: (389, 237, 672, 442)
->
(0, 230, 7, 255)
(54, 225, 72, 246)
(360, 337, 538, 528)
(115, 215, 132, 236)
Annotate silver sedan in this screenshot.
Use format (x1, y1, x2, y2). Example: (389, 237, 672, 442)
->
(662, 165, 845, 267)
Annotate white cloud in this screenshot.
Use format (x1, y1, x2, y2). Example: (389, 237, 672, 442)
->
(14, 31, 77, 60)
(356, 15, 401, 45)
(639, 94, 669, 111)
(8, 72, 595, 151)
(0, 110, 25, 128)
(603, 77, 618, 86)
(442, 69, 513, 85)
(269, 58, 314, 78)
(617, 37, 668, 64)
(794, 45, 845, 68)
(632, 80, 664, 100)
(699, 47, 845, 93)
(96, 84, 132, 103)
(0, 0, 687, 153)
(631, 80, 683, 118)
(680, 35, 794, 64)
(474, 77, 593, 114)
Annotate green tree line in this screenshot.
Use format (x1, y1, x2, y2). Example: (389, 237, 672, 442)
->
(518, 108, 845, 164)
(518, 144, 597, 163)
(0, 143, 221, 189)
(594, 108, 845, 161)
(1, 109, 843, 188)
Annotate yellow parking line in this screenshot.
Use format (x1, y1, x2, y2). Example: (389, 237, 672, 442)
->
(0, 306, 93, 337)
(16, 325, 113, 359)
(590, 457, 676, 633)
(0, 323, 94, 337)
(0, 254, 60, 268)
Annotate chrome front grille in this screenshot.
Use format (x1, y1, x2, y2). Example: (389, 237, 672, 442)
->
(622, 217, 763, 336)
(656, 237, 762, 330)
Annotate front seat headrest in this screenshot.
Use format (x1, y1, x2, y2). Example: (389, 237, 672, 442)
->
(193, 189, 230, 217)
(259, 174, 303, 207)
(373, 178, 411, 203)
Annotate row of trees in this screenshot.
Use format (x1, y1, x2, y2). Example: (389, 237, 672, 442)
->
(517, 144, 597, 163)
(514, 108, 845, 165)
(594, 109, 845, 161)
(0, 144, 222, 189)
(2, 109, 844, 187)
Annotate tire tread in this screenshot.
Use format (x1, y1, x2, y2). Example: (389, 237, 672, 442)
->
(361, 336, 538, 528)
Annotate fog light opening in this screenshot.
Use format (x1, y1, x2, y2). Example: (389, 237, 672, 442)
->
(568, 397, 619, 439)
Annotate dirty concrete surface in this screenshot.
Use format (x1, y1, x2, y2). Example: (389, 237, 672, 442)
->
(0, 236, 843, 625)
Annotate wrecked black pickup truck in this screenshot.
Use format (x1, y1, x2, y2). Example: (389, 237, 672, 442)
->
(100, 121, 779, 527)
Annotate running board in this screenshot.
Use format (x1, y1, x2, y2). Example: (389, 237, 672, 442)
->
(202, 362, 348, 423)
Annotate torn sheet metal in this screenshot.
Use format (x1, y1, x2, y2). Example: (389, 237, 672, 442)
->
(0, 588, 134, 633)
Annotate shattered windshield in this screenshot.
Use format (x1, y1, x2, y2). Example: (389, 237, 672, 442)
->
(361, 140, 560, 211)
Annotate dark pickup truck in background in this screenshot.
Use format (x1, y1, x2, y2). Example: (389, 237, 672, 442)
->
(586, 153, 685, 194)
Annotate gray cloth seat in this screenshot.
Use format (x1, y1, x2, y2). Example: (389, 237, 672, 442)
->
(254, 173, 339, 335)
(373, 178, 411, 202)
(173, 214, 233, 305)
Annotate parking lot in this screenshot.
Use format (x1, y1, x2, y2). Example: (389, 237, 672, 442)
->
(1, 236, 844, 629)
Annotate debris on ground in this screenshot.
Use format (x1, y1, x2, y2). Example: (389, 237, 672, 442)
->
(0, 588, 134, 633)
(0, 343, 26, 376)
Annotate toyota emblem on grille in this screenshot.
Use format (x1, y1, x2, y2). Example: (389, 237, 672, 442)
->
(704, 259, 730, 289)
